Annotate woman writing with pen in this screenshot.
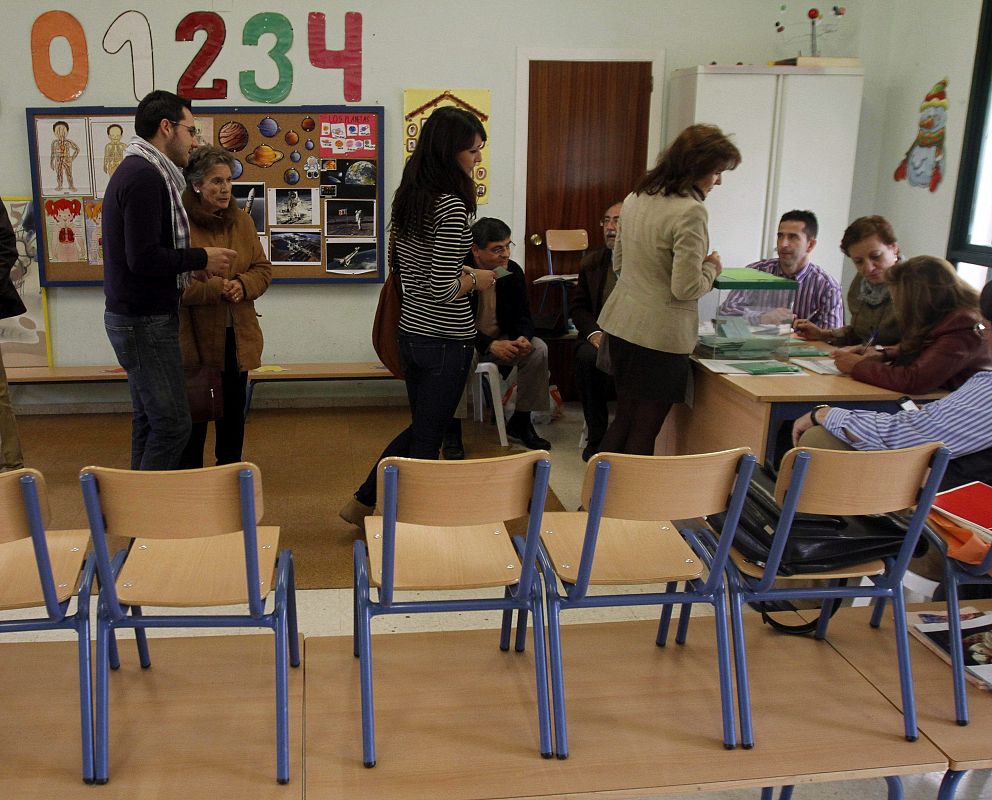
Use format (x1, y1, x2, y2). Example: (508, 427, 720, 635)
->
(830, 256, 992, 394)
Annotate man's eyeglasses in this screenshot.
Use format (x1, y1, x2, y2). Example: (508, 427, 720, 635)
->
(601, 216, 621, 226)
(170, 121, 201, 137)
(486, 242, 515, 256)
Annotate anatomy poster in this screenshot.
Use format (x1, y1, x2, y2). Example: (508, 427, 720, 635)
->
(87, 116, 134, 198)
(36, 117, 92, 196)
(402, 88, 490, 203)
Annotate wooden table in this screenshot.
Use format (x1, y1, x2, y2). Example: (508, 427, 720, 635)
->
(662, 360, 944, 466)
(797, 602, 992, 800)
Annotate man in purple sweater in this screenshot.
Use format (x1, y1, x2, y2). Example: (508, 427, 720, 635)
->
(102, 90, 234, 469)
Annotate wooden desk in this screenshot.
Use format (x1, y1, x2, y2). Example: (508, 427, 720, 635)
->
(664, 361, 944, 465)
(797, 602, 992, 800)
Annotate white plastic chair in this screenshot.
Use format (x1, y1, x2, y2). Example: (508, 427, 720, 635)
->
(474, 362, 509, 447)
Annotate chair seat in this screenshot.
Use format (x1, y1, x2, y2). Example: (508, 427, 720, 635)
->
(365, 517, 522, 590)
(116, 526, 281, 606)
(0, 529, 89, 609)
(541, 512, 704, 585)
(728, 546, 885, 580)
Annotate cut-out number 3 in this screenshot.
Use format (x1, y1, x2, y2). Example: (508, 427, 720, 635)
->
(240, 12, 293, 104)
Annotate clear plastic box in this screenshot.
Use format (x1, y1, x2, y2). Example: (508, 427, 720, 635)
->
(696, 267, 798, 361)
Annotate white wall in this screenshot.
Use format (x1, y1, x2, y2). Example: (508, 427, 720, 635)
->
(847, 0, 983, 283)
(3, 0, 983, 400)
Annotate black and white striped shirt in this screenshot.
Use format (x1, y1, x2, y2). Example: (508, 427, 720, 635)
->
(397, 194, 475, 340)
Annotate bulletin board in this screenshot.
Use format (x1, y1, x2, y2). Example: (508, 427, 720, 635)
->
(26, 104, 384, 286)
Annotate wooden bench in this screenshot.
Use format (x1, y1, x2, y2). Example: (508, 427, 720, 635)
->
(7, 362, 400, 416)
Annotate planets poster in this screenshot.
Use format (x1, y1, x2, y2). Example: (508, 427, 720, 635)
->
(27, 105, 384, 285)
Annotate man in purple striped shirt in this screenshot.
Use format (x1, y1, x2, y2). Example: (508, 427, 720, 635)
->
(720, 210, 844, 329)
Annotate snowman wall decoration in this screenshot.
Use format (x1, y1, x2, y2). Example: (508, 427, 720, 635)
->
(894, 78, 948, 192)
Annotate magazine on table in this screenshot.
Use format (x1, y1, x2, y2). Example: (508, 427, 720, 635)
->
(908, 606, 992, 690)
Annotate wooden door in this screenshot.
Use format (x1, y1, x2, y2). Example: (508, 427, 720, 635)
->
(525, 60, 651, 398)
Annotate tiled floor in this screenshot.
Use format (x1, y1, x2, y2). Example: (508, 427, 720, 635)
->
(4, 402, 990, 799)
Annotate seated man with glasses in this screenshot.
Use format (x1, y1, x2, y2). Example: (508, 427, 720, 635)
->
(442, 217, 552, 457)
(572, 202, 621, 461)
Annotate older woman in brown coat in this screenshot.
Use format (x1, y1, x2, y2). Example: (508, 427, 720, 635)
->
(178, 145, 272, 468)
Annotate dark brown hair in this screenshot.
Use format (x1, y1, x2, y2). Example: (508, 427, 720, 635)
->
(634, 124, 741, 198)
(840, 215, 898, 256)
(886, 256, 980, 355)
(392, 107, 486, 238)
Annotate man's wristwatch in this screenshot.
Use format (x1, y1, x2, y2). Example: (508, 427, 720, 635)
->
(809, 404, 830, 426)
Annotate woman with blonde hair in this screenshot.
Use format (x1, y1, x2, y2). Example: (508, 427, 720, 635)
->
(832, 255, 991, 393)
(594, 123, 741, 455)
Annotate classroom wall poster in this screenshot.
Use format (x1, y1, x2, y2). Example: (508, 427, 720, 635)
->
(0, 196, 50, 367)
(402, 88, 490, 203)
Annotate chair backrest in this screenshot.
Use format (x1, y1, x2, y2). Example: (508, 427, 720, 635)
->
(583, 449, 753, 521)
(0, 468, 50, 545)
(78, 462, 263, 539)
(775, 445, 944, 516)
(545, 229, 588, 252)
(377, 450, 548, 527)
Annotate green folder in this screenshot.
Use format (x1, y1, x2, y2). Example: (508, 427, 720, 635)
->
(734, 361, 803, 375)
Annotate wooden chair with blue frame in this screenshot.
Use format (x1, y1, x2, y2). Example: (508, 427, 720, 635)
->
(922, 519, 992, 726)
(720, 444, 950, 748)
(78, 462, 300, 785)
(0, 468, 96, 783)
(536, 447, 756, 758)
(538, 228, 588, 324)
(353, 450, 553, 767)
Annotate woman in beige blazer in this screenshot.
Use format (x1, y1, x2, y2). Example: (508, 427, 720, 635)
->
(596, 124, 741, 455)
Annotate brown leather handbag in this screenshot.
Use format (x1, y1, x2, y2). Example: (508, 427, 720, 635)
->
(372, 234, 404, 378)
(185, 364, 224, 423)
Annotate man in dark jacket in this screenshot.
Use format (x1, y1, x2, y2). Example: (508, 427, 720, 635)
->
(102, 90, 233, 469)
(0, 200, 26, 471)
(571, 202, 621, 460)
(443, 218, 551, 456)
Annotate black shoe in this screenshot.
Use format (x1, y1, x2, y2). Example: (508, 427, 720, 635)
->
(581, 443, 598, 462)
(441, 420, 464, 460)
(506, 418, 552, 450)
(442, 436, 464, 460)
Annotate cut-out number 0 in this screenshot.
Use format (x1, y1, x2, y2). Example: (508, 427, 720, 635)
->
(240, 13, 293, 104)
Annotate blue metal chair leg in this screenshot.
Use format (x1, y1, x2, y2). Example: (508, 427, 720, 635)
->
(945, 571, 970, 725)
(285, 553, 301, 668)
(499, 587, 514, 651)
(728, 588, 755, 748)
(94, 617, 112, 784)
(529, 587, 553, 758)
(130, 605, 151, 667)
(514, 607, 528, 652)
(712, 590, 737, 749)
(656, 584, 677, 646)
(675, 599, 692, 645)
(890, 587, 919, 741)
(77, 612, 95, 783)
(870, 595, 888, 628)
(546, 596, 568, 759)
(937, 769, 967, 800)
(884, 775, 904, 800)
(274, 598, 290, 784)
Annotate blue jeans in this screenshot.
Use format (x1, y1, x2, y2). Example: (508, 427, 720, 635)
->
(105, 311, 191, 470)
(355, 332, 474, 506)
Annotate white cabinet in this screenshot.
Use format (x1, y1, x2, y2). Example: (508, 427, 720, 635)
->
(667, 65, 864, 283)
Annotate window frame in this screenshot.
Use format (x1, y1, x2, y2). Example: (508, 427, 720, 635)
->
(947, 0, 992, 270)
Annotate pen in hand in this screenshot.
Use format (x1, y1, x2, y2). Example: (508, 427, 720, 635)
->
(859, 328, 879, 354)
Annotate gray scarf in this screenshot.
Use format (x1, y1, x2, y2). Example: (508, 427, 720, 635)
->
(858, 276, 890, 308)
(124, 136, 193, 290)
